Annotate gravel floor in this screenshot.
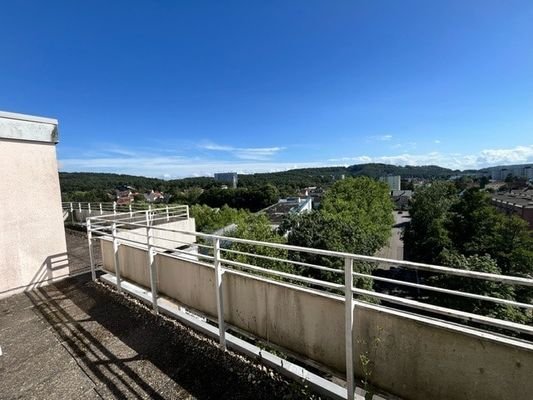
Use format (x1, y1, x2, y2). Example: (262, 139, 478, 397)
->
(0, 229, 325, 399)
(64, 227, 103, 275)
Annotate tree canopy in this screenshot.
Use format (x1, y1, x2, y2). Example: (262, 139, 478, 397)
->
(281, 177, 393, 290)
(404, 185, 533, 323)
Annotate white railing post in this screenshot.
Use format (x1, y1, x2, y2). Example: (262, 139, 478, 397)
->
(87, 202, 91, 216)
(186, 205, 189, 219)
(113, 201, 117, 216)
(112, 222, 122, 293)
(145, 212, 158, 312)
(345, 257, 355, 400)
(78, 202, 82, 214)
(129, 204, 133, 218)
(99, 203, 103, 215)
(166, 205, 169, 222)
(70, 202, 74, 224)
(214, 238, 226, 350)
(87, 219, 96, 281)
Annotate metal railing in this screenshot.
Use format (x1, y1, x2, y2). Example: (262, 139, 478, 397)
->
(63, 201, 189, 223)
(86, 207, 533, 400)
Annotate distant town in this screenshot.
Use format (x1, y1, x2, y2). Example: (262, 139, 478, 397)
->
(60, 162, 533, 230)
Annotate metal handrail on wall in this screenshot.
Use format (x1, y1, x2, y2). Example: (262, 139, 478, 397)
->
(86, 207, 533, 400)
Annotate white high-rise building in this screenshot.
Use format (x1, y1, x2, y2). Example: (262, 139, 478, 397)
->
(380, 175, 401, 191)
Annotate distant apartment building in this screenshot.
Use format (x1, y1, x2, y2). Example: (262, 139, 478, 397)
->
(492, 191, 533, 229)
(491, 165, 533, 181)
(214, 172, 238, 189)
(527, 166, 533, 180)
(380, 175, 401, 191)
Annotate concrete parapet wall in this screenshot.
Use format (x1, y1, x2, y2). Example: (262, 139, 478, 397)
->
(0, 112, 67, 298)
(101, 240, 533, 400)
(116, 218, 196, 249)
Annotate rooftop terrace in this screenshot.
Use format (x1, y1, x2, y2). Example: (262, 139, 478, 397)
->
(0, 230, 323, 400)
(3, 204, 533, 400)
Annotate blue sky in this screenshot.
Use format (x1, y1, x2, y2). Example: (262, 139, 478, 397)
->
(1, 1, 533, 178)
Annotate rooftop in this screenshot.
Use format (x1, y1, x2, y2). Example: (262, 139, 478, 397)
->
(492, 191, 533, 208)
(0, 230, 321, 400)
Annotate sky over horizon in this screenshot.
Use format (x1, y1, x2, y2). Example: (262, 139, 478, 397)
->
(1, 1, 533, 178)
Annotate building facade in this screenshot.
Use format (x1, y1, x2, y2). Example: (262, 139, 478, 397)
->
(214, 172, 238, 188)
(0, 111, 68, 298)
(380, 175, 401, 191)
(492, 192, 533, 229)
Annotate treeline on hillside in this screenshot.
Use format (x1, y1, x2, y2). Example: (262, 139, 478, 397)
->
(347, 163, 456, 178)
(237, 164, 456, 188)
(60, 163, 458, 193)
(60, 172, 167, 193)
(403, 182, 533, 325)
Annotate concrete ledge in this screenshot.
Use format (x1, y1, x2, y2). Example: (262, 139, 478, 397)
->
(99, 273, 382, 400)
(0, 110, 59, 143)
(100, 240, 533, 400)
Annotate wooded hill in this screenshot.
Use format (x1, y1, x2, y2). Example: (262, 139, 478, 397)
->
(59, 163, 458, 194)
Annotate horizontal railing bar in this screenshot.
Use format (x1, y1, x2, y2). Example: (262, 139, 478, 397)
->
(94, 231, 209, 257)
(151, 245, 215, 262)
(220, 258, 344, 291)
(351, 287, 533, 335)
(90, 219, 533, 288)
(221, 247, 344, 274)
(89, 216, 533, 334)
(353, 272, 533, 310)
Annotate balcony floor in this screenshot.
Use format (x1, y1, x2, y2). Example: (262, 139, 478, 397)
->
(0, 273, 321, 399)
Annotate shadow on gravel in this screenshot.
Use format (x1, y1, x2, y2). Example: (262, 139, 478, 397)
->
(25, 274, 318, 400)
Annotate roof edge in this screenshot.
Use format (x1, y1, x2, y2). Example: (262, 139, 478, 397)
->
(0, 110, 59, 144)
(0, 110, 58, 125)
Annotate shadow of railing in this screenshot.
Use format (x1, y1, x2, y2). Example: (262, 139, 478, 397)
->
(24, 274, 312, 400)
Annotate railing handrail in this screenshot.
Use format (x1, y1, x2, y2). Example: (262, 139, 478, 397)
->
(88, 215, 533, 287)
(86, 206, 533, 400)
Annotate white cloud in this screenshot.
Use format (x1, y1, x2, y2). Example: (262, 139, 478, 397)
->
(329, 145, 533, 170)
(59, 155, 324, 178)
(434, 140, 441, 144)
(59, 144, 533, 178)
(476, 145, 533, 166)
(201, 142, 285, 160)
(369, 134, 393, 141)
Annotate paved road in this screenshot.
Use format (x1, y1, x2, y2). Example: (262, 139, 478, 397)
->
(376, 211, 411, 262)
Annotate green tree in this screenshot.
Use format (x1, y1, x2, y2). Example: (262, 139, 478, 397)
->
(224, 214, 292, 274)
(282, 177, 393, 290)
(447, 188, 499, 256)
(430, 250, 530, 324)
(190, 204, 249, 233)
(404, 184, 533, 323)
(403, 181, 458, 263)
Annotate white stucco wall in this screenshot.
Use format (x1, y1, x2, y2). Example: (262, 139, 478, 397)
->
(0, 112, 67, 298)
